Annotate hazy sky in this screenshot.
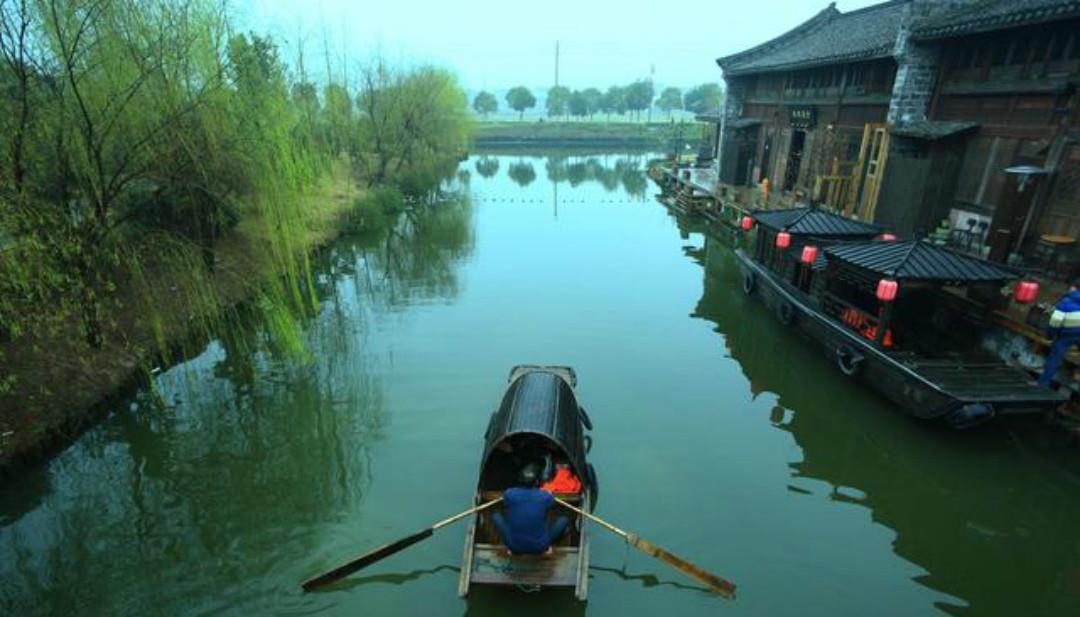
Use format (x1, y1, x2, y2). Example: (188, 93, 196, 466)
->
(240, 0, 881, 91)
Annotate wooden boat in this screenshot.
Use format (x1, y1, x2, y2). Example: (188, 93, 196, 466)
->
(458, 365, 597, 599)
(736, 207, 1067, 428)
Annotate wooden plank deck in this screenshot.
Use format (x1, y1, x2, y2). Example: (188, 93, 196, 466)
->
(470, 544, 580, 587)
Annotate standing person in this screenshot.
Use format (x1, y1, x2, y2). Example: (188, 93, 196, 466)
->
(1039, 278, 1080, 387)
(491, 464, 569, 555)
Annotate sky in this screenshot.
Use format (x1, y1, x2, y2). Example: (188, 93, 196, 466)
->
(239, 0, 882, 92)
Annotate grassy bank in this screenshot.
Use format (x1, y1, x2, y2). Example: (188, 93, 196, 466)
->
(473, 121, 693, 148)
(0, 161, 360, 475)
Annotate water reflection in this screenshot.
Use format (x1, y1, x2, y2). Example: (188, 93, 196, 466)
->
(0, 192, 477, 616)
(690, 231, 1080, 616)
(507, 161, 537, 187)
(475, 157, 500, 179)
(471, 149, 653, 198)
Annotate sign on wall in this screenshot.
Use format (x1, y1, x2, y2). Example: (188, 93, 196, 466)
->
(789, 106, 817, 130)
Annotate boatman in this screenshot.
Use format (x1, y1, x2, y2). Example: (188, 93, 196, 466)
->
(1039, 277, 1080, 388)
(491, 464, 570, 555)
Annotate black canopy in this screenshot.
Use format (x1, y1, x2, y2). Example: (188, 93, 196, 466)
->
(481, 369, 590, 485)
(825, 240, 1018, 283)
(753, 207, 881, 238)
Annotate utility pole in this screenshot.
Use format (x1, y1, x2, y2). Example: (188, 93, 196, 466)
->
(555, 41, 560, 87)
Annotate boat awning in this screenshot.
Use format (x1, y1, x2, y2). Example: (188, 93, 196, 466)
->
(752, 206, 881, 238)
(890, 121, 979, 141)
(824, 240, 1018, 283)
(726, 118, 762, 130)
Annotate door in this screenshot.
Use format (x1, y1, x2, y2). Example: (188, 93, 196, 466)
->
(784, 130, 806, 191)
(846, 123, 889, 219)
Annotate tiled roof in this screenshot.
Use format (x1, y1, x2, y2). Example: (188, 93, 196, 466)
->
(890, 121, 979, 140)
(717, 1, 909, 76)
(912, 0, 1080, 40)
(825, 240, 1017, 282)
(752, 207, 882, 237)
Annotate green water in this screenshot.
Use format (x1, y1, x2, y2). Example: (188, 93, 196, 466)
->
(2, 150, 1080, 617)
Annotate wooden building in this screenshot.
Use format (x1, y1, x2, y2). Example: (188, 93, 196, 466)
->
(716, 0, 1080, 271)
(897, 0, 1080, 268)
(716, 1, 909, 219)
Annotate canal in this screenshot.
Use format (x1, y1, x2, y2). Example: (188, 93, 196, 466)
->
(2, 149, 1079, 616)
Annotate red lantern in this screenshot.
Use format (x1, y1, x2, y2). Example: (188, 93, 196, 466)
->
(776, 231, 791, 249)
(741, 216, 753, 231)
(801, 245, 819, 264)
(876, 278, 899, 302)
(1014, 280, 1040, 304)
(876, 233, 898, 242)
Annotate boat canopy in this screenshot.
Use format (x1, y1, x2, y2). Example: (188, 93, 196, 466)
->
(752, 207, 881, 238)
(480, 369, 590, 488)
(825, 240, 1018, 284)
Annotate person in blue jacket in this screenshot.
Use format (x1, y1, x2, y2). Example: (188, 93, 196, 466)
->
(491, 464, 569, 554)
(1039, 278, 1080, 387)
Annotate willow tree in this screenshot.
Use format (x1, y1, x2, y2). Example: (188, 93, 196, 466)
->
(355, 62, 470, 197)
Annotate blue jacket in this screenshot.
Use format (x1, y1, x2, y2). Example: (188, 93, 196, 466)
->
(1048, 290, 1080, 337)
(499, 488, 555, 554)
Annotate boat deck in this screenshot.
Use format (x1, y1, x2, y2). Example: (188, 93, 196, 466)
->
(469, 544, 581, 587)
(905, 359, 1059, 405)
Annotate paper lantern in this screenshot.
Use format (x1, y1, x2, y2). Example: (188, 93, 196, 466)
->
(741, 216, 753, 231)
(800, 245, 819, 264)
(876, 278, 899, 302)
(776, 231, 791, 249)
(876, 233, 898, 242)
(1013, 280, 1039, 304)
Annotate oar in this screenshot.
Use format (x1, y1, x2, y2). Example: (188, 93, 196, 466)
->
(302, 498, 503, 592)
(555, 498, 736, 598)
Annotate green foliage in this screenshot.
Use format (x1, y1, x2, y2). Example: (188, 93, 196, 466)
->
(624, 80, 655, 119)
(472, 91, 497, 117)
(546, 85, 570, 118)
(568, 90, 589, 118)
(0, 0, 468, 370)
(581, 88, 603, 118)
(684, 83, 725, 114)
(355, 63, 470, 198)
(600, 86, 627, 119)
(505, 86, 536, 119)
(657, 87, 683, 117)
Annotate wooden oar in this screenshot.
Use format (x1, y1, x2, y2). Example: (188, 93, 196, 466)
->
(301, 498, 503, 592)
(555, 498, 736, 599)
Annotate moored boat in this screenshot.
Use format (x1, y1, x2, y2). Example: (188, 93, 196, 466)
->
(737, 206, 1067, 427)
(458, 365, 597, 599)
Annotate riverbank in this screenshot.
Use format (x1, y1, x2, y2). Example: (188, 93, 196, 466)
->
(473, 121, 682, 148)
(0, 161, 361, 476)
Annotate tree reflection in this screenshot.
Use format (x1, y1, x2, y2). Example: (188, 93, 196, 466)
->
(475, 157, 500, 178)
(507, 161, 537, 187)
(0, 177, 478, 616)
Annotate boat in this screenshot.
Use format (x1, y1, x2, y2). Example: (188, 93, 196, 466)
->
(736, 206, 1067, 427)
(458, 365, 597, 599)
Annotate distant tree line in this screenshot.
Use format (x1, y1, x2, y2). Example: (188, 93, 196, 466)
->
(472, 81, 724, 121)
(0, 0, 469, 352)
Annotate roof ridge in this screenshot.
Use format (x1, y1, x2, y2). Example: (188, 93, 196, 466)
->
(890, 240, 924, 277)
(786, 207, 815, 230)
(717, 3, 840, 68)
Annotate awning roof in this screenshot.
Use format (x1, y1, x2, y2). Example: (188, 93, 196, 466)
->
(824, 240, 1018, 283)
(727, 118, 763, 129)
(752, 206, 881, 237)
(890, 121, 979, 141)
